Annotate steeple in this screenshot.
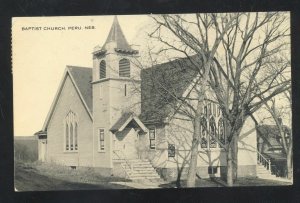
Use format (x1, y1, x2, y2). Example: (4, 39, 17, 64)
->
(98, 16, 138, 54)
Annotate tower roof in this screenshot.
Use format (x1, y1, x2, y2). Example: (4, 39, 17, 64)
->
(94, 16, 138, 55)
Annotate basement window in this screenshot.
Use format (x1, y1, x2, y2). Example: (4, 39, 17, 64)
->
(208, 166, 218, 175)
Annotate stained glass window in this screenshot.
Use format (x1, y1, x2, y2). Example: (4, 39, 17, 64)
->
(200, 117, 208, 148)
(209, 117, 217, 148)
(65, 111, 78, 151)
(218, 118, 225, 147)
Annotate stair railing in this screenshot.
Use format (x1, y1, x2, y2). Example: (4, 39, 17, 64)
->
(257, 151, 271, 172)
(113, 150, 133, 177)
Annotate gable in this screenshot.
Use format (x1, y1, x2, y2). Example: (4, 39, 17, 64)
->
(67, 66, 93, 112)
(42, 66, 93, 131)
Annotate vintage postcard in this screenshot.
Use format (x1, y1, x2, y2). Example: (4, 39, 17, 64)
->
(12, 13, 292, 191)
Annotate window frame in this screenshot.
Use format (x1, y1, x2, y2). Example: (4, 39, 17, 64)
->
(99, 60, 106, 79)
(149, 127, 156, 150)
(119, 58, 130, 78)
(64, 111, 78, 153)
(98, 128, 105, 152)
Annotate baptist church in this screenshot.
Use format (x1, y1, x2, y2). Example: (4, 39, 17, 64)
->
(36, 16, 258, 181)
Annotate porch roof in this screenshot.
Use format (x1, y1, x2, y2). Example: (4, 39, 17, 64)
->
(34, 130, 47, 139)
(110, 112, 148, 133)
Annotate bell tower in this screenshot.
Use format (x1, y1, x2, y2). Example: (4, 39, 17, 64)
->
(91, 16, 141, 169)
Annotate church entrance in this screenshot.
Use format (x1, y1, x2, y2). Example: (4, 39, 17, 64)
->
(114, 128, 139, 159)
(111, 113, 149, 160)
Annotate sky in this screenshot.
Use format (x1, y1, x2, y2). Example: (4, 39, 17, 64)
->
(12, 13, 291, 136)
(12, 15, 150, 136)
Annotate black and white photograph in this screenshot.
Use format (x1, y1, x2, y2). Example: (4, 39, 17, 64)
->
(12, 13, 292, 191)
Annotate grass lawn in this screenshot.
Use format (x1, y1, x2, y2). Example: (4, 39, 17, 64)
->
(15, 161, 292, 191)
(159, 177, 292, 188)
(14, 161, 133, 191)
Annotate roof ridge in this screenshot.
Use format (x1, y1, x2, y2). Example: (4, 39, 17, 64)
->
(66, 65, 92, 69)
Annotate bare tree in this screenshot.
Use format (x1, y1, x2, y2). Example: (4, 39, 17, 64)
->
(146, 13, 239, 187)
(145, 12, 290, 187)
(208, 12, 290, 186)
(251, 54, 292, 179)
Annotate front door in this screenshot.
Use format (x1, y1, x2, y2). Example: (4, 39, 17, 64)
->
(115, 128, 138, 159)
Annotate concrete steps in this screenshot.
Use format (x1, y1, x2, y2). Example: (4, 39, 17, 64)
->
(119, 159, 161, 181)
(256, 164, 286, 181)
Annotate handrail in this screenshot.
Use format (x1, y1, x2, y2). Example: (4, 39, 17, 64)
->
(113, 150, 133, 178)
(257, 151, 271, 172)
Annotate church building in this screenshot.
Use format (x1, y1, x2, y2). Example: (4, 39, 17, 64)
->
(36, 16, 258, 181)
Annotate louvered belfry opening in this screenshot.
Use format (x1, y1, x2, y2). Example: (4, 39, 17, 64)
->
(100, 60, 106, 79)
(119, 58, 130, 77)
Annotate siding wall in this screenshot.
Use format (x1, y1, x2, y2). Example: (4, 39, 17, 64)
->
(46, 75, 93, 167)
(148, 116, 257, 179)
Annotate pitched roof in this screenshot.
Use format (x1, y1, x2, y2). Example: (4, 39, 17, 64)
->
(101, 16, 138, 53)
(110, 112, 148, 133)
(42, 66, 93, 131)
(67, 66, 93, 113)
(140, 56, 200, 123)
(257, 125, 290, 138)
(111, 112, 133, 132)
(257, 125, 290, 150)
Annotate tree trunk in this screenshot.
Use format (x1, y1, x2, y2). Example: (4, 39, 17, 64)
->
(232, 134, 238, 181)
(287, 140, 293, 179)
(186, 100, 202, 187)
(226, 142, 233, 187)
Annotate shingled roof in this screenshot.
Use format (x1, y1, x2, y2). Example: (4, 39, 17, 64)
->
(140, 56, 200, 123)
(67, 66, 93, 113)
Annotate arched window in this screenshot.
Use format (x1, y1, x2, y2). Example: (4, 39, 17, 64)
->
(218, 118, 225, 147)
(65, 111, 78, 151)
(209, 117, 217, 148)
(100, 60, 106, 79)
(119, 58, 130, 77)
(65, 123, 69, 150)
(200, 116, 208, 148)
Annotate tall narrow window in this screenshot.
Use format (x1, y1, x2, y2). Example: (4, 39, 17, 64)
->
(66, 124, 69, 150)
(99, 129, 105, 151)
(200, 116, 208, 148)
(149, 128, 156, 149)
(218, 118, 225, 147)
(100, 60, 106, 79)
(99, 85, 103, 99)
(119, 58, 130, 77)
(75, 123, 78, 150)
(124, 84, 127, 96)
(64, 111, 78, 151)
(70, 123, 73, 150)
(209, 117, 217, 148)
(208, 103, 212, 116)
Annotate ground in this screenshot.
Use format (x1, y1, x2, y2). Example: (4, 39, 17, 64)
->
(14, 161, 133, 191)
(14, 161, 292, 191)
